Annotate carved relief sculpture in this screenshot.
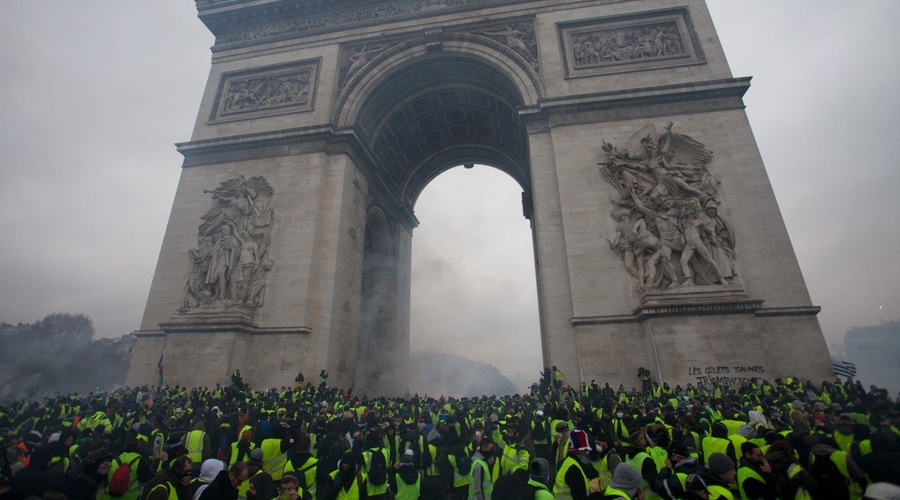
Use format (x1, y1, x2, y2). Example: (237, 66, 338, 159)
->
(598, 123, 736, 289)
(557, 8, 705, 78)
(471, 21, 540, 71)
(181, 175, 275, 311)
(210, 61, 319, 122)
(571, 22, 684, 69)
(221, 72, 310, 115)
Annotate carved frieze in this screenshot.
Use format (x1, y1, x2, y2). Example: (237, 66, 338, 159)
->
(336, 19, 539, 94)
(558, 7, 705, 78)
(181, 175, 275, 312)
(599, 123, 736, 290)
(209, 60, 319, 122)
(209, 0, 541, 48)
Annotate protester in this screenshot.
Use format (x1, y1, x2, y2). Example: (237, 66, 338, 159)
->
(0, 371, 896, 500)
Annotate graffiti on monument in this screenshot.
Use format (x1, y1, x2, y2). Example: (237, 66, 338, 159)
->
(688, 364, 765, 386)
(598, 122, 736, 290)
(181, 175, 275, 312)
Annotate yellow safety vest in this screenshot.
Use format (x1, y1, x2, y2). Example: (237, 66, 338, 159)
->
(328, 470, 367, 499)
(396, 470, 421, 500)
(261, 438, 288, 480)
(145, 481, 178, 500)
(108, 452, 142, 499)
(448, 454, 472, 488)
(553, 456, 589, 498)
(469, 458, 493, 499)
(284, 456, 318, 496)
(604, 486, 634, 499)
(184, 430, 206, 463)
(362, 448, 390, 495)
(737, 465, 765, 500)
(708, 483, 736, 500)
(787, 463, 812, 500)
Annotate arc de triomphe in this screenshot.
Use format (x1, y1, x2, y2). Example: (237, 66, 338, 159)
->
(127, 0, 832, 394)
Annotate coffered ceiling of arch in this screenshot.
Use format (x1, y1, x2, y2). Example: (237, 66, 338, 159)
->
(355, 56, 531, 205)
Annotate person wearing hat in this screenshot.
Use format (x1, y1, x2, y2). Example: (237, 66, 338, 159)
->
(654, 442, 703, 500)
(395, 448, 422, 500)
(198, 461, 249, 499)
(528, 457, 555, 500)
(324, 452, 367, 499)
(604, 462, 643, 499)
(53, 447, 114, 499)
(681, 473, 711, 500)
(700, 452, 737, 500)
(279, 472, 312, 500)
(531, 409, 553, 466)
(620, 430, 661, 500)
(554, 420, 573, 468)
(499, 419, 530, 476)
(553, 429, 601, 499)
(192, 458, 226, 500)
(284, 434, 318, 498)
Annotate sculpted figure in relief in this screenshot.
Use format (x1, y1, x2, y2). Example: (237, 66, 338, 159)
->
(599, 123, 736, 289)
(181, 175, 275, 311)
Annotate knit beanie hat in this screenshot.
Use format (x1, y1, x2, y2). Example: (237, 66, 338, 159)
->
(529, 457, 550, 482)
(609, 463, 642, 496)
(707, 452, 735, 473)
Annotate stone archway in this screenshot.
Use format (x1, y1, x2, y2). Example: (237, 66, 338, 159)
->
(347, 51, 536, 395)
(127, 0, 832, 393)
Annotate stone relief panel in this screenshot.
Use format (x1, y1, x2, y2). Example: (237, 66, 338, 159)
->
(598, 123, 736, 290)
(558, 7, 705, 78)
(181, 175, 275, 312)
(209, 60, 319, 122)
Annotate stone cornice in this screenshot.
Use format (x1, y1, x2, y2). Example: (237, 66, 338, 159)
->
(754, 306, 821, 317)
(133, 329, 166, 338)
(540, 77, 751, 127)
(569, 285, 768, 325)
(158, 311, 311, 335)
(195, 0, 547, 50)
(175, 126, 418, 231)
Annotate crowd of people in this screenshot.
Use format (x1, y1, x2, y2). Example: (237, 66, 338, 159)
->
(1, 367, 898, 500)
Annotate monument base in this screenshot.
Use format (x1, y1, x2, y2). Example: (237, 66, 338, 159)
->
(571, 286, 830, 389)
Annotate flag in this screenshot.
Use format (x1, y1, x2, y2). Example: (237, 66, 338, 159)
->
(832, 359, 857, 378)
(156, 353, 164, 389)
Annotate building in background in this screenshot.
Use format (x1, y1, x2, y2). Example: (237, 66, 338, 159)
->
(844, 320, 900, 394)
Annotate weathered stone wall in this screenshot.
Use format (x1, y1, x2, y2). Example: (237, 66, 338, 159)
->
(128, 0, 832, 390)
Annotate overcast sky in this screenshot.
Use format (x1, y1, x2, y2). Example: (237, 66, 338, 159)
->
(1, 2, 898, 385)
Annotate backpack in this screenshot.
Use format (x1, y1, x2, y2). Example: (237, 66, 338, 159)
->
(108, 455, 139, 496)
(366, 449, 388, 486)
(290, 456, 317, 491)
(403, 436, 423, 468)
(320, 433, 345, 465)
(450, 444, 471, 475)
(433, 445, 452, 475)
(531, 419, 548, 442)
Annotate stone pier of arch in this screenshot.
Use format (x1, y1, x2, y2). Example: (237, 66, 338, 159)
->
(127, 0, 832, 395)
